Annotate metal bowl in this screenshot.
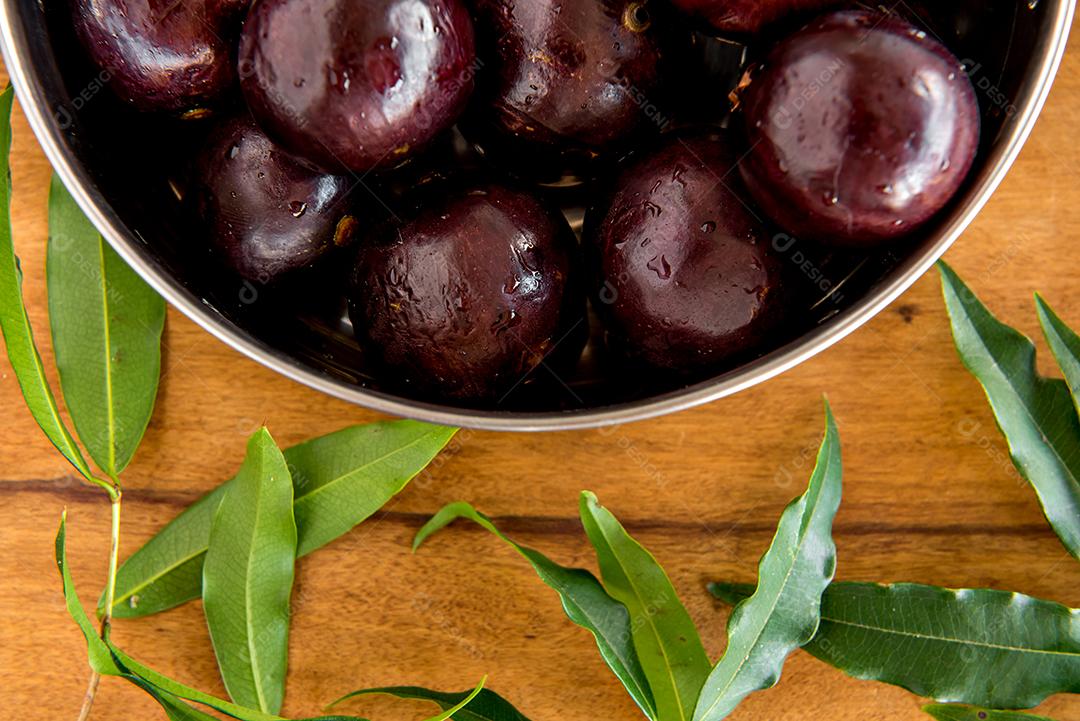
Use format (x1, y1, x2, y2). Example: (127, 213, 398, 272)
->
(0, 1, 1073, 430)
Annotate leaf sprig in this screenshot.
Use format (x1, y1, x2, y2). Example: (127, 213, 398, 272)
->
(416, 402, 844, 721)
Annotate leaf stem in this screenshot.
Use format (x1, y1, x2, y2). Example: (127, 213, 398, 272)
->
(75, 671, 100, 721)
(102, 487, 122, 639)
(76, 482, 122, 721)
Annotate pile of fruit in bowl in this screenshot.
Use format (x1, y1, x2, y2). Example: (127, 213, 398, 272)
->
(64, 0, 982, 408)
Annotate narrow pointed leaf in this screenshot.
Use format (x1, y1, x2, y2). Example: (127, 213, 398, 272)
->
(414, 502, 656, 719)
(694, 401, 842, 721)
(291, 421, 456, 555)
(109, 645, 283, 721)
(331, 683, 529, 721)
(924, 705, 1057, 721)
(421, 678, 486, 721)
(203, 428, 297, 714)
(710, 581, 1080, 709)
(107, 420, 456, 618)
(54, 512, 123, 676)
(579, 492, 710, 721)
(47, 175, 165, 479)
(940, 262, 1080, 560)
(126, 676, 224, 721)
(121, 652, 369, 721)
(0, 87, 95, 483)
(332, 677, 514, 721)
(1036, 294, 1080, 420)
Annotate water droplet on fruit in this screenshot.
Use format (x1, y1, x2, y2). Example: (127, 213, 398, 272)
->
(701, 221, 716, 233)
(822, 191, 839, 206)
(289, 201, 307, 217)
(642, 201, 662, 217)
(228, 144, 240, 159)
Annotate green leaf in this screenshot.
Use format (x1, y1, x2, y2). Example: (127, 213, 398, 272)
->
(414, 502, 656, 719)
(203, 428, 297, 714)
(1036, 294, 1080, 420)
(290, 421, 456, 556)
(940, 262, 1080, 560)
(54, 511, 123, 676)
(709, 581, 1080, 709)
(332, 684, 528, 721)
(579, 492, 710, 721)
(694, 401, 842, 721)
(419, 679, 486, 721)
(107, 420, 456, 618)
(120, 649, 371, 721)
(47, 174, 165, 479)
(109, 645, 283, 721)
(924, 704, 1057, 721)
(0, 87, 97, 485)
(126, 676, 224, 721)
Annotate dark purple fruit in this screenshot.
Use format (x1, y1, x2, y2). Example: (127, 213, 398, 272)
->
(238, 0, 476, 173)
(195, 115, 356, 283)
(349, 182, 582, 400)
(463, 0, 667, 180)
(72, 0, 247, 114)
(669, 0, 839, 36)
(739, 10, 980, 246)
(587, 133, 785, 371)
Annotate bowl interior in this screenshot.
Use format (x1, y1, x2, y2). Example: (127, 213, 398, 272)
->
(0, 0, 1071, 428)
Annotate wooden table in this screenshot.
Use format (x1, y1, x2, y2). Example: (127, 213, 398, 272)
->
(3, 27, 1080, 721)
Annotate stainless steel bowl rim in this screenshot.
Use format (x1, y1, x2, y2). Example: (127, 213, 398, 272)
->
(0, 3, 1074, 431)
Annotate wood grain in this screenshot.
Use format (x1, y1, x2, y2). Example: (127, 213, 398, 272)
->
(2, 21, 1080, 721)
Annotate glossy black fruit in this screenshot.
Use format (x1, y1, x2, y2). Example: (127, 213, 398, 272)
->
(463, 0, 667, 181)
(349, 182, 582, 400)
(72, 0, 248, 114)
(195, 115, 356, 283)
(587, 133, 785, 371)
(669, 0, 839, 36)
(739, 10, 980, 246)
(238, 0, 476, 173)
